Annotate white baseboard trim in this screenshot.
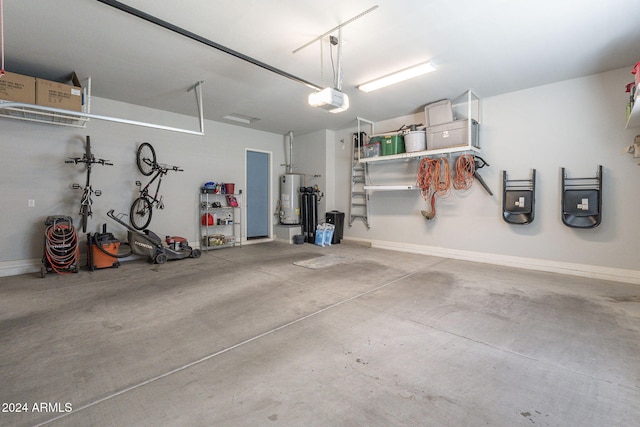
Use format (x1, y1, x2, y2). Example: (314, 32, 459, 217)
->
(241, 237, 274, 246)
(0, 258, 42, 278)
(6, 239, 639, 284)
(343, 237, 640, 285)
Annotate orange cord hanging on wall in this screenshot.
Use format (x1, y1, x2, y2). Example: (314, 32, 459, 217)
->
(454, 154, 475, 190)
(434, 157, 451, 197)
(416, 158, 438, 219)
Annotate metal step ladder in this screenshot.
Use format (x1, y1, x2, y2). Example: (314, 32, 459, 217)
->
(349, 160, 370, 228)
(349, 118, 374, 229)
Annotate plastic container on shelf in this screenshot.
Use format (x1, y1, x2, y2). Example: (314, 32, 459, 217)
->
(404, 130, 426, 152)
(424, 99, 454, 126)
(426, 119, 479, 150)
(380, 134, 405, 156)
(363, 142, 381, 157)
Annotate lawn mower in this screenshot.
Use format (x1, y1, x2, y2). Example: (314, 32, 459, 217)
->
(107, 209, 201, 264)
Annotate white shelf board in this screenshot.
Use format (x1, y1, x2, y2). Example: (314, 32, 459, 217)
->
(0, 102, 90, 128)
(363, 185, 419, 191)
(359, 145, 480, 163)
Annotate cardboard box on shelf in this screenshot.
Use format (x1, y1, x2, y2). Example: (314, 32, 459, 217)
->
(0, 71, 36, 104)
(36, 72, 82, 111)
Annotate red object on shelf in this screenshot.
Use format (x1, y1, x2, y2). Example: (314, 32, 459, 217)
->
(201, 213, 214, 226)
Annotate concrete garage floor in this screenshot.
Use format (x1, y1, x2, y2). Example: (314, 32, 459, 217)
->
(0, 241, 639, 426)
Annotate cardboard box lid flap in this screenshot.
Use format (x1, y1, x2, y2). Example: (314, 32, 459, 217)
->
(65, 71, 81, 88)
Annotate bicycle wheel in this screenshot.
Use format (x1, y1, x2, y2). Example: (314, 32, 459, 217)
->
(136, 142, 156, 176)
(130, 197, 153, 230)
(80, 204, 89, 233)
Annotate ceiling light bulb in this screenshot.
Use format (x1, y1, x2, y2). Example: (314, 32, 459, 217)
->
(358, 61, 436, 93)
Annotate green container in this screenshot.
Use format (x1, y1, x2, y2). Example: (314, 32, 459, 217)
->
(380, 134, 405, 156)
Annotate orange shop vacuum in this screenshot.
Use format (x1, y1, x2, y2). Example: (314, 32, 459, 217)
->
(87, 224, 121, 271)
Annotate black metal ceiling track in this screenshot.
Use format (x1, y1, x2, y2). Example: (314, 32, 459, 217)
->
(95, 0, 323, 91)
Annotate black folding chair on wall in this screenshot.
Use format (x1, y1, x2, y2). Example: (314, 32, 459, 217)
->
(502, 169, 536, 225)
(561, 165, 602, 229)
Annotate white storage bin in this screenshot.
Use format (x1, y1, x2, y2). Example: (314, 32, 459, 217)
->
(404, 130, 426, 152)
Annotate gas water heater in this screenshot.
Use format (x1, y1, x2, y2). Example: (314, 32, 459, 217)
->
(280, 174, 302, 224)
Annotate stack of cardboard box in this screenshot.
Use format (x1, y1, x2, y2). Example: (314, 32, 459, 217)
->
(0, 71, 82, 111)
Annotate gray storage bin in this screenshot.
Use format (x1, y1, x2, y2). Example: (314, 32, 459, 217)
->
(426, 119, 479, 150)
(424, 99, 454, 127)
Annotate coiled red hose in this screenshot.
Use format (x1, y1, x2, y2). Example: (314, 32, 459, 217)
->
(45, 223, 79, 274)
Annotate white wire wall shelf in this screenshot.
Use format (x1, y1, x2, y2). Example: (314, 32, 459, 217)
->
(357, 90, 481, 163)
(0, 79, 205, 136)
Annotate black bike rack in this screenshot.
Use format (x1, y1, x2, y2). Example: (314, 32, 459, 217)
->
(561, 165, 603, 229)
(502, 169, 536, 225)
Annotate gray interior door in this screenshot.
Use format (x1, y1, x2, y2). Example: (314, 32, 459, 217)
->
(246, 150, 270, 239)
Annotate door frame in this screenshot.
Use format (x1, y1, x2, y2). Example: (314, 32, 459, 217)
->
(244, 148, 273, 242)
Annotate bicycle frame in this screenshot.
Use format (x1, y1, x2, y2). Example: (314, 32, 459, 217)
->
(136, 167, 168, 209)
(130, 142, 182, 230)
(67, 136, 112, 233)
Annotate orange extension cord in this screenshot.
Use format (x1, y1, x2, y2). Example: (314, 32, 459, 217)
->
(453, 154, 475, 190)
(418, 155, 477, 218)
(417, 157, 451, 219)
(417, 158, 436, 198)
(434, 157, 451, 197)
(44, 222, 79, 274)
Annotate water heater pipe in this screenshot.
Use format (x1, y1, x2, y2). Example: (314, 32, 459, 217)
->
(287, 131, 294, 174)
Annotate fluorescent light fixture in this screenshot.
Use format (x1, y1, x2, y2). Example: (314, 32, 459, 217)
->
(223, 113, 260, 124)
(358, 61, 436, 93)
(308, 87, 350, 113)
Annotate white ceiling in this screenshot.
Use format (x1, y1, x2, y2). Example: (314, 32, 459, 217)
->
(4, 0, 640, 135)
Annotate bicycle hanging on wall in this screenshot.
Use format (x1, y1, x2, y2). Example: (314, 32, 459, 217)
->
(66, 135, 113, 233)
(130, 142, 183, 230)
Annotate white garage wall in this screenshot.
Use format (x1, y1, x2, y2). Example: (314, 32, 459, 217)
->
(0, 97, 286, 276)
(330, 67, 640, 283)
(290, 129, 336, 217)
(3, 67, 638, 283)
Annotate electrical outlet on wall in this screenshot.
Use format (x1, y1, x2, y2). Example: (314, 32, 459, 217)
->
(28, 200, 35, 207)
